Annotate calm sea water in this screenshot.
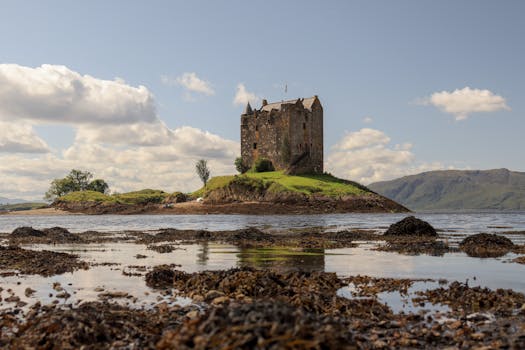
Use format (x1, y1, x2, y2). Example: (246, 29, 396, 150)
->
(1, 211, 525, 234)
(1, 211, 524, 311)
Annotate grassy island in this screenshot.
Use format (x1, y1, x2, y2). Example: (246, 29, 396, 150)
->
(192, 171, 371, 198)
(58, 189, 171, 204)
(52, 171, 410, 215)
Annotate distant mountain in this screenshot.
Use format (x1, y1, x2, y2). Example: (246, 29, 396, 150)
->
(0, 197, 27, 205)
(368, 169, 525, 211)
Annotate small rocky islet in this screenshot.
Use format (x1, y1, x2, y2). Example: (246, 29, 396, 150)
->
(1, 218, 525, 349)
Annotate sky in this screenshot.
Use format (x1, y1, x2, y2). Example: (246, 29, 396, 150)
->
(0, 0, 524, 200)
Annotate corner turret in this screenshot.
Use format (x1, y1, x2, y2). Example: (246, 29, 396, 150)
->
(243, 102, 253, 115)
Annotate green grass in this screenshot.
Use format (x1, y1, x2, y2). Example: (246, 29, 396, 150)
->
(0, 202, 48, 211)
(57, 172, 371, 204)
(192, 171, 370, 198)
(58, 189, 172, 205)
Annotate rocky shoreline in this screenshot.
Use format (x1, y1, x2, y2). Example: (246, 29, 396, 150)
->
(52, 193, 409, 215)
(1, 219, 525, 349)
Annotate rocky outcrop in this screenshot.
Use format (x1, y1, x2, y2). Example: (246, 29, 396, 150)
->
(384, 216, 437, 237)
(201, 176, 408, 214)
(460, 233, 515, 258)
(11, 226, 45, 237)
(10, 226, 84, 244)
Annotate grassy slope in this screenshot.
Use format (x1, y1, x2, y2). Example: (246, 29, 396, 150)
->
(58, 189, 170, 205)
(369, 168, 525, 211)
(192, 171, 370, 198)
(58, 172, 373, 204)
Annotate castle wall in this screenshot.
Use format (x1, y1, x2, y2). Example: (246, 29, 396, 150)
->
(310, 100, 324, 173)
(241, 97, 323, 174)
(241, 110, 288, 170)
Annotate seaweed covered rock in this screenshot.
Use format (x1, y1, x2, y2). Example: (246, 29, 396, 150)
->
(145, 265, 176, 288)
(230, 227, 275, 243)
(157, 301, 356, 350)
(10, 226, 83, 244)
(43, 227, 84, 243)
(460, 233, 514, 258)
(0, 246, 88, 276)
(11, 226, 45, 237)
(384, 216, 437, 237)
(7, 302, 186, 349)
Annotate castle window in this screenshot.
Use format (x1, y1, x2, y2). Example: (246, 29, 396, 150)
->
(305, 115, 308, 121)
(255, 125, 258, 131)
(253, 143, 257, 150)
(303, 123, 306, 130)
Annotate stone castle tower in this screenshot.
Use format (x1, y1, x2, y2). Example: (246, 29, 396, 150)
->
(240, 96, 323, 174)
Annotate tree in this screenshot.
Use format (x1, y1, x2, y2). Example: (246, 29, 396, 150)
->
(235, 157, 249, 174)
(44, 169, 108, 201)
(67, 169, 93, 191)
(196, 159, 211, 187)
(87, 179, 109, 194)
(44, 178, 76, 200)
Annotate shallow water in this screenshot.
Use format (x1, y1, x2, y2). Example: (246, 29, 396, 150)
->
(1, 211, 525, 234)
(1, 212, 524, 314)
(1, 238, 524, 313)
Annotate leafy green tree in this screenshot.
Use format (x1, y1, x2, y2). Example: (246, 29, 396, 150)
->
(87, 179, 109, 194)
(44, 177, 76, 200)
(196, 159, 211, 187)
(67, 169, 93, 191)
(235, 157, 249, 174)
(44, 169, 108, 200)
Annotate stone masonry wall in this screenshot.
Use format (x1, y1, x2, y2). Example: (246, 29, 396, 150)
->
(241, 97, 323, 174)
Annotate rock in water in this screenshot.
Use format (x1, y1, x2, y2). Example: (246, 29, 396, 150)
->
(11, 226, 45, 237)
(384, 216, 437, 237)
(460, 233, 514, 258)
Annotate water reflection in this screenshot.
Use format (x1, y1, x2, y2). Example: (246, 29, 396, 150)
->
(236, 247, 326, 272)
(197, 242, 210, 266)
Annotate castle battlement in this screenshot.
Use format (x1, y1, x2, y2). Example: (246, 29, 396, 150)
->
(240, 96, 323, 174)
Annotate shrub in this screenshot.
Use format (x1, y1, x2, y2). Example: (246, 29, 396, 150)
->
(234, 157, 249, 174)
(253, 158, 274, 173)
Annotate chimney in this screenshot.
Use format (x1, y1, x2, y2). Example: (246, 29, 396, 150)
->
(262, 99, 268, 106)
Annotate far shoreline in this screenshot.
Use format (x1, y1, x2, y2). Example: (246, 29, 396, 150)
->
(2, 208, 75, 216)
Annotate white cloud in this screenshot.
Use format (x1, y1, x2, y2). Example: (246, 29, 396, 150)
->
(75, 121, 174, 147)
(332, 128, 390, 151)
(362, 116, 373, 124)
(0, 64, 239, 200)
(233, 83, 260, 106)
(162, 72, 215, 96)
(0, 121, 50, 153)
(0, 124, 238, 200)
(327, 128, 445, 184)
(420, 87, 510, 120)
(0, 64, 157, 125)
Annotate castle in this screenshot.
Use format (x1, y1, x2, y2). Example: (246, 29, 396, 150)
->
(240, 96, 323, 174)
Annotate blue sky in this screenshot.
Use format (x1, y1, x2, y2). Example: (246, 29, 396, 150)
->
(0, 1, 523, 199)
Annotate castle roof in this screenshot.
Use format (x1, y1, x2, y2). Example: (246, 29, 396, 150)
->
(260, 96, 318, 112)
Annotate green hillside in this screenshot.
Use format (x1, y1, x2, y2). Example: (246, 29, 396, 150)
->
(192, 171, 370, 198)
(368, 168, 525, 211)
(58, 189, 170, 204)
